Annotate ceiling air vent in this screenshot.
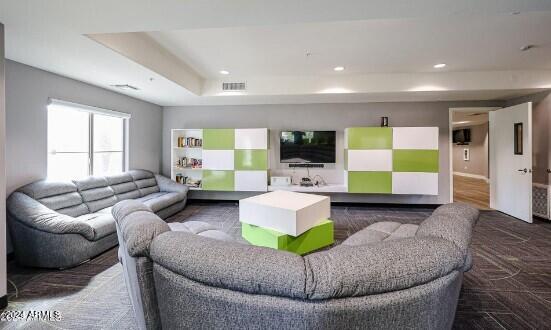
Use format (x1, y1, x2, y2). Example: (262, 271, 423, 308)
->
(222, 82, 246, 91)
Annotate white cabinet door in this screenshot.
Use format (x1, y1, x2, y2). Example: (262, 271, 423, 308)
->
(393, 127, 438, 150)
(235, 171, 267, 191)
(347, 150, 393, 171)
(203, 150, 234, 170)
(392, 172, 438, 195)
(235, 128, 268, 149)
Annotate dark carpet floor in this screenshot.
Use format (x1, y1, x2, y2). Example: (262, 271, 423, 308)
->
(2, 202, 551, 329)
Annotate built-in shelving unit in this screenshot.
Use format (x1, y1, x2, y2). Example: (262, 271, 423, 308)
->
(171, 128, 270, 192)
(171, 129, 203, 190)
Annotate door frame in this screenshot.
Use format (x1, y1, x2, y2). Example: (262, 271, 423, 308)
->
(448, 107, 500, 203)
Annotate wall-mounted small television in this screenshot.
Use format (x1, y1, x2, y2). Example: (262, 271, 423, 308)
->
(453, 128, 471, 144)
(280, 131, 336, 164)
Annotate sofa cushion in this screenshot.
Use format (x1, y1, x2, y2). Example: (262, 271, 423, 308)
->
(432, 203, 480, 227)
(37, 192, 83, 211)
(128, 170, 160, 197)
(112, 200, 170, 257)
(304, 236, 464, 299)
(106, 173, 134, 185)
(73, 176, 109, 191)
(150, 231, 307, 299)
(142, 192, 186, 213)
(18, 180, 77, 200)
(75, 183, 117, 213)
(111, 181, 139, 195)
(7, 192, 95, 240)
(342, 222, 419, 246)
(55, 204, 91, 218)
(168, 221, 233, 242)
(136, 192, 167, 203)
(80, 186, 115, 202)
(77, 213, 116, 240)
(416, 214, 473, 257)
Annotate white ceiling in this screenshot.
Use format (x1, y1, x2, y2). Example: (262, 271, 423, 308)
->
(149, 12, 551, 78)
(1, 0, 551, 106)
(452, 111, 490, 128)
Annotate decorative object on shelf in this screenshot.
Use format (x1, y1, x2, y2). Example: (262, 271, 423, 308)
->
(381, 116, 389, 127)
(270, 176, 291, 186)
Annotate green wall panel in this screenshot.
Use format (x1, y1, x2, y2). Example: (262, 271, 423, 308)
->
(347, 127, 392, 150)
(202, 170, 234, 191)
(203, 129, 235, 150)
(241, 220, 334, 255)
(235, 150, 268, 170)
(393, 150, 439, 172)
(348, 171, 392, 193)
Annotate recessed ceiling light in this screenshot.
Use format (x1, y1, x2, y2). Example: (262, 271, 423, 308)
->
(219, 70, 230, 75)
(334, 66, 345, 72)
(433, 63, 446, 69)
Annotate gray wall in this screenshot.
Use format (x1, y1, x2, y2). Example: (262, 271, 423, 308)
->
(6, 60, 163, 194)
(163, 101, 501, 204)
(452, 123, 489, 178)
(506, 91, 551, 185)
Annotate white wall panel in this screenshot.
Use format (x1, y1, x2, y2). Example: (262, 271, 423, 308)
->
(347, 150, 392, 171)
(235, 128, 268, 149)
(203, 150, 234, 170)
(393, 127, 438, 150)
(235, 171, 267, 191)
(392, 172, 438, 195)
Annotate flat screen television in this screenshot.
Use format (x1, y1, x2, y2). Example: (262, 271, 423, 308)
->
(280, 131, 336, 164)
(453, 128, 471, 144)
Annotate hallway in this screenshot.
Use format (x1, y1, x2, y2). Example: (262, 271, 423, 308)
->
(453, 175, 490, 210)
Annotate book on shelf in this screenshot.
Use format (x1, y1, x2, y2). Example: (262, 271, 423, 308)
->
(175, 173, 202, 188)
(175, 157, 202, 168)
(177, 136, 203, 148)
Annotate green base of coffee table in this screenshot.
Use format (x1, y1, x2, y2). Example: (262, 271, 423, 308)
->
(241, 219, 334, 255)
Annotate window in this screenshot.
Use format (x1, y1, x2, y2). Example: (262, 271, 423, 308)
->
(47, 99, 129, 180)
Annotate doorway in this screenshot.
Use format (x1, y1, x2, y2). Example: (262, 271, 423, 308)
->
(450, 104, 534, 223)
(450, 108, 493, 210)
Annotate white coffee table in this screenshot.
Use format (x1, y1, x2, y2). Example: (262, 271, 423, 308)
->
(239, 190, 330, 236)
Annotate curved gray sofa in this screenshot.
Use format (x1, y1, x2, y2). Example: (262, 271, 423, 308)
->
(114, 201, 479, 329)
(7, 169, 188, 269)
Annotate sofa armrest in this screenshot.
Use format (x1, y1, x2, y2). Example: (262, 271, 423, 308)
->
(155, 174, 189, 195)
(7, 192, 95, 240)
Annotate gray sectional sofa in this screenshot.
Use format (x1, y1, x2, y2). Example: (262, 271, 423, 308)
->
(114, 201, 479, 329)
(7, 170, 188, 269)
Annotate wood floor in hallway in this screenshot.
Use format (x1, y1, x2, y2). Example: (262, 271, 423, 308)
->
(453, 174, 490, 210)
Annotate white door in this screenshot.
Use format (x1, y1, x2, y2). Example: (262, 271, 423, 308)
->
(489, 102, 532, 222)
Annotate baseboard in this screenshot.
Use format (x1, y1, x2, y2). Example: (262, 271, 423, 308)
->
(331, 202, 442, 209)
(453, 172, 489, 182)
(189, 199, 441, 209)
(0, 295, 7, 309)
